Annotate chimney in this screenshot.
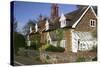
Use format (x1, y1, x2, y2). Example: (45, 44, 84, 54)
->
(51, 4, 59, 19)
(39, 14, 44, 21)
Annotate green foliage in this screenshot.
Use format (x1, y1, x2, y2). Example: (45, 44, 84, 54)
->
(13, 18, 17, 32)
(55, 29, 63, 47)
(90, 46, 97, 52)
(91, 31, 97, 38)
(76, 57, 85, 62)
(13, 32, 27, 55)
(45, 45, 65, 52)
(92, 56, 97, 61)
(23, 20, 36, 35)
(30, 34, 41, 50)
(35, 56, 41, 61)
(46, 55, 50, 59)
(17, 48, 27, 56)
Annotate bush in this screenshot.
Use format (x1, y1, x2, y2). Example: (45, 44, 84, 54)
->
(76, 57, 85, 62)
(90, 46, 97, 52)
(13, 32, 27, 55)
(46, 55, 50, 59)
(45, 45, 65, 52)
(92, 56, 97, 61)
(17, 48, 28, 56)
(35, 56, 40, 61)
(29, 43, 40, 50)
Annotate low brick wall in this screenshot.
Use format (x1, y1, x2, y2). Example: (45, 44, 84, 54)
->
(40, 51, 97, 63)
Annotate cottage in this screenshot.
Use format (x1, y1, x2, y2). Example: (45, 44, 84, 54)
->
(27, 4, 97, 53)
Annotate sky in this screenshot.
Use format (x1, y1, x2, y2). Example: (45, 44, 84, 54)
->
(13, 1, 78, 32)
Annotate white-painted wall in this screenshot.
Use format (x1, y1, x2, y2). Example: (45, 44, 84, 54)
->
(35, 23, 38, 32)
(71, 31, 97, 52)
(29, 26, 33, 33)
(27, 41, 31, 47)
(27, 35, 31, 47)
(60, 40, 66, 48)
(46, 32, 66, 48)
(45, 20, 49, 31)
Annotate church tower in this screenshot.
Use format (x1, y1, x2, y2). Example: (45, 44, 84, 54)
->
(51, 4, 59, 19)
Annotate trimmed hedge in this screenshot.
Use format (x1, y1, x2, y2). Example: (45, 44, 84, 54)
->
(45, 45, 65, 52)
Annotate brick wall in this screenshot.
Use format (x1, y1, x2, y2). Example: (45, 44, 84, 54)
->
(75, 8, 97, 32)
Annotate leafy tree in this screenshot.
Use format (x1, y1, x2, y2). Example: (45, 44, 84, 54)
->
(13, 18, 17, 32)
(13, 18, 27, 55)
(13, 31, 27, 55)
(22, 20, 36, 35)
(56, 29, 63, 47)
(29, 33, 41, 50)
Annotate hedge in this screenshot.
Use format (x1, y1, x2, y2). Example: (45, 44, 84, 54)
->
(45, 45, 65, 52)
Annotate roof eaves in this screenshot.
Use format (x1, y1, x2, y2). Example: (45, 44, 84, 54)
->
(72, 6, 90, 28)
(90, 6, 97, 17)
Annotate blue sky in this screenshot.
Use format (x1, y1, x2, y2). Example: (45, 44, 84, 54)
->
(13, 1, 77, 32)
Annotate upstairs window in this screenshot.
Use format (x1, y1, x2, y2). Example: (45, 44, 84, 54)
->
(90, 19, 96, 27)
(59, 13, 66, 28)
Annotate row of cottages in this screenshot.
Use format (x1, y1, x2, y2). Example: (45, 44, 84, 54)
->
(27, 4, 97, 53)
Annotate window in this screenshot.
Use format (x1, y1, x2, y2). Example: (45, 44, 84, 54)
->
(90, 19, 96, 27)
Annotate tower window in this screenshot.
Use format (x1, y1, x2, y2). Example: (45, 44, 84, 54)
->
(90, 19, 96, 27)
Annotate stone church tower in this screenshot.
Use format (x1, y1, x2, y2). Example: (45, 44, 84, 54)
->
(51, 4, 59, 19)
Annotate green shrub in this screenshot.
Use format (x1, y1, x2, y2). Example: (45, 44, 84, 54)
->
(35, 56, 40, 61)
(45, 45, 65, 52)
(17, 48, 25, 56)
(13, 32, 27, 55)
(92, 56, 97, 61)
(90, 46, 97, 52)
(76, 57, 85, 62)
(30, 43, 40, 50)
(46, 55, 50, 59)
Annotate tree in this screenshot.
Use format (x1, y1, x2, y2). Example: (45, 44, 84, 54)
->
(13, 18, 17, 32)
(13, 32, 27, 55)
(12, 18, 27, 55)
(56, 29, 63, 47)
(22, 20, 36, 35)
(29, 33, 41, 50)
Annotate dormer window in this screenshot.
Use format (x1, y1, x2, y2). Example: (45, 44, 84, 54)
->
(35, 23, 38, 32)
(59, 13, 66, 28)
(45, 20, 49, 30)
(90, 19, 96, 27)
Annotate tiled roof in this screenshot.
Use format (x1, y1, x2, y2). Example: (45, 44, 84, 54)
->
(64, 6, 88, 27)
(46, 6, 88, 31)
(29, 6, 97, 33)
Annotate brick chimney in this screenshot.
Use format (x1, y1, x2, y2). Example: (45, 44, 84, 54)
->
(51, 4, 59, 19)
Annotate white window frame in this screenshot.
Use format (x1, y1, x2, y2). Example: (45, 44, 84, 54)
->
(90, 19, 96, 27)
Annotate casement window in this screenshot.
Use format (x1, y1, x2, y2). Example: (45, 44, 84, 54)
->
(90, 19, 96, 27)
